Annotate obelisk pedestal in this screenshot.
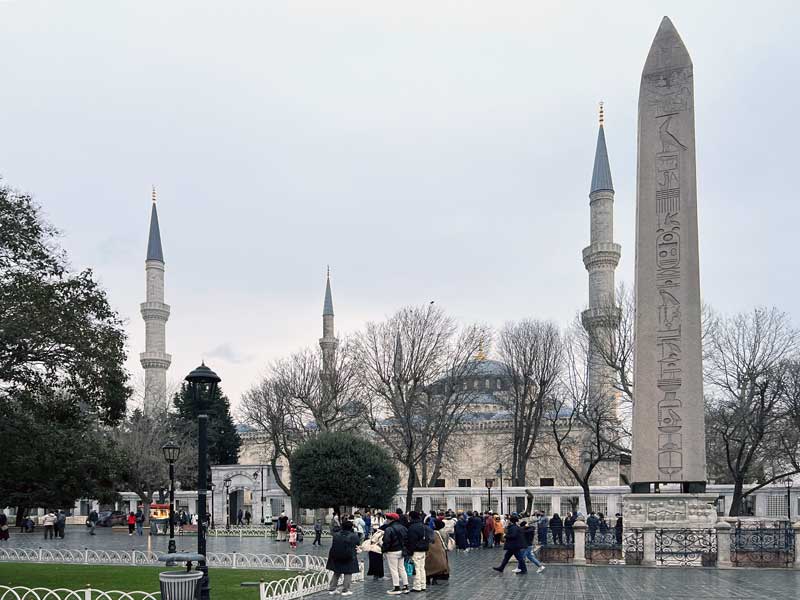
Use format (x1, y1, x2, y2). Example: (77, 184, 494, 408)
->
(625, 17, 715, 527)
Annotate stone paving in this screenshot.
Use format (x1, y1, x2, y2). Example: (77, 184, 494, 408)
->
(4, 528, 800, 599)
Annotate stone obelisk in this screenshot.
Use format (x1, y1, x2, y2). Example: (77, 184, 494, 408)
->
(631, 17, 706, 494)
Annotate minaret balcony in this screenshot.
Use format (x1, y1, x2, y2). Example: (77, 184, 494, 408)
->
(582, 242, 621, 270)
(140, 302, 171, 321)
(140, 352, 172, 370)
(581, 307, 622, 330)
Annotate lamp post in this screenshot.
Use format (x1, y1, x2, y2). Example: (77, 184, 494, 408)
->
(786, 478, 794, 523)
(209, 481, 216, 530)
(186, 362, 221, 600)
(223, 477, 232, 529)
(485, 479, 494, 513)
(161, 441, 180, 554)
(496, 464, 504, 515)
(253, 468, 265, 525)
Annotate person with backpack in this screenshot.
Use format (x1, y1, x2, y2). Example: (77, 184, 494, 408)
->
(405, 511, 432, 592)
(88, 509, 99, 536)
(135, 507, 145, 536)
(381, 512, 409, 595)
(42, 511, 56, 540)
(326, 520, 359, 596)
(56, 510, 67, 539)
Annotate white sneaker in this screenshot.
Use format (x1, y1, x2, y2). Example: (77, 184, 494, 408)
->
(328, 592, 339, 595)
(341, 592, 353, 597)
(537, 565, 546, 573)
(512, 568, 522, 573)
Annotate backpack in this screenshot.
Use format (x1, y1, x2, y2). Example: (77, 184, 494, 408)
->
(424, 526, 435, 546)
(330, 534, 353, 561)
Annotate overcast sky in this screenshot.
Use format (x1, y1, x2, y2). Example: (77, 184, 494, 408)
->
(1, 1, 798, 411)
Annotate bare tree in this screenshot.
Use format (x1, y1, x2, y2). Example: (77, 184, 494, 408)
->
(113, 409, 197, 522)
(704, 307, 800, 515)
(355, 304, 488, 511)
(546, 327, 628, 513)
(240, 341, 361, 512)
(495, 319, 563, 490)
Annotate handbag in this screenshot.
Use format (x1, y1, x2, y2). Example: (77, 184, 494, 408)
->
(404, 558, 415, 577)
(447, 536, 455, 552)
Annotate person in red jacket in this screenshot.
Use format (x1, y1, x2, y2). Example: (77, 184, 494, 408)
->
(127, 512, 136, 536)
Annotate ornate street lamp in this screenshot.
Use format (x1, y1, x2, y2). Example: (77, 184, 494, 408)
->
(786, 478, 794, 523)
(485, 478, 494, 513)
(209, 480, 216, 530)
(253, 468, 265, 525)
(186, 362, 221, 600)
(223, 477, 232, 529)
(496, 464, 504, 515)
(161, 441, 180, 554)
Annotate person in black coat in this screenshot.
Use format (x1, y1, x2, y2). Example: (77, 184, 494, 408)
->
(492, 515, 528, 574)
(564, 512, 576, 544)
(327, 521, 360, 595)
(614, 513, 623, 545)
(454, 514, 468, 551)
(549, 513, 563, 545)
(405, 511, 431, 592)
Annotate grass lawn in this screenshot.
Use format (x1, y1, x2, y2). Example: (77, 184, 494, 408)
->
(0, 563, 298, 600)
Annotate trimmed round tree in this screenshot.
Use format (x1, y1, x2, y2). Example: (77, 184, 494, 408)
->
(290, 431, 400, 511)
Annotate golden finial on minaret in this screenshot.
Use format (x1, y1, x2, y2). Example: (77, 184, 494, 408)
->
(475, 340, 487, 361)
(599, 101, 605, 126)
(151, 185, 157, 203)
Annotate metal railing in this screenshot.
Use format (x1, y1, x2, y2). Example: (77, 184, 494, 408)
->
(730, 525, 795, 567)
(0, 586, 160, 600)
(622, 529, 643, 565)
(655, 528, 717, 566)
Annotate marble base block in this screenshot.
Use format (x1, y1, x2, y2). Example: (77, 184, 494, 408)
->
(622, 493, 718, 528)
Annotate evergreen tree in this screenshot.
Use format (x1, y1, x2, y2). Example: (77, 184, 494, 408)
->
(173, 382, 241, 466)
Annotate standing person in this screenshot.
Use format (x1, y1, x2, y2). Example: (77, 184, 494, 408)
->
(492, 515, 528, 574)
(381, 512, 409, 595)
(288, 524, 298, 549)
(0, 513, 9, 542)
(405, 511, 431, 592)
(56, 510, 67, 539)
(536, 512, 548, 546)
(518, 520, 546, 574)
(87, 509, 99, 536)
(353, 512, 366, 542)
(245, 510, 252, 526)
(586, 512, 599, 543)
(364, 512, 372, 535)
(363, 525, 385, 580)
(127, 512, 136, 536)
(564, 512, 576, 544)
(135, 506, 145, 536)
(326, 520, 359, 597)
(467, 511, 481, 549)
(483, 512, 494, 548)
(313, 519, 323, 546)
(42, 511, 56, 540)
(549, 513, 563, 545)
(454, 514, 468, 551)
(598, 513, 609, 537)
(493, 514, 504, 547)
(277, 512, 289, 541)
(425, 519, 450, 586)
(396, 508, 409, 529)
(331, 512, 341, 534)
(614, 513, 623, 546)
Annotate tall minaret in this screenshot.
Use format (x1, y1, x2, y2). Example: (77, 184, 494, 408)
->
(319, 267, 337, 373)
(581, 104, 621, 404)
(140, 187, 171, 415)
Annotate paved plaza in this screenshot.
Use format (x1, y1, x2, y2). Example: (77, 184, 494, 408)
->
(3, 528, 799, 599)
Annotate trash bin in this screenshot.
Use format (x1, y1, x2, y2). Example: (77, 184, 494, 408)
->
(159, 570, 203, 600)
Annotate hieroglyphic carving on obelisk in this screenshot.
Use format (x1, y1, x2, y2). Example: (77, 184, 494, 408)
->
(631, 17, 706, 491)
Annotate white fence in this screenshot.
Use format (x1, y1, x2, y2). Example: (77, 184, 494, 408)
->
(0, 588, 159, 600)
(205, 527, 331, 538)
(0, 551, 362, 600)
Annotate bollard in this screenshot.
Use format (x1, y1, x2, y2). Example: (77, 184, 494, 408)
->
(793, 522, 800, 569)
(85, 548, 89, 565)
(572, 520, 587, 565)
(38, 547, 42, 562)
(259, 579, 266, 600)
(132, 550, 137, 566)
(642, 523, 656, 566)
(232, 551, 237, 569)
(84, 584, 92, 600)
(715, 521, 732, 568)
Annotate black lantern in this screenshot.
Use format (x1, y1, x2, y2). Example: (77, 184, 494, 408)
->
(161, 441, 180, 554)
(161, 441, 180, 465)
(185, 362, 221, 600)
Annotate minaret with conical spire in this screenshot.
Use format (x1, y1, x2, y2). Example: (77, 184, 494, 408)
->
(319, 267, 337, 373)
(140, 187, 171, 415)
(581, 104, 621, 404)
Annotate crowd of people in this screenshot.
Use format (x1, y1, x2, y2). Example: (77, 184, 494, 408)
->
(322, 507, 565, 595)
